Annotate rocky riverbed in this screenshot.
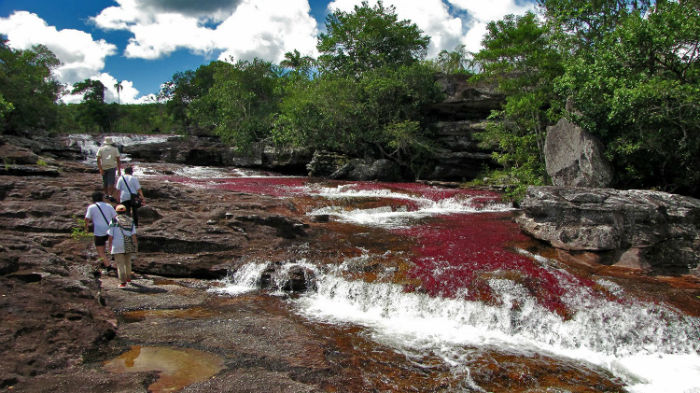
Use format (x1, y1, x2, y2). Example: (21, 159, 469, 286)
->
(2, 135, 699, 393)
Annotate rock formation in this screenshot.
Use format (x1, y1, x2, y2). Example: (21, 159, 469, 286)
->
(544, 118, 613, 188)
(422, 74, 504, 181)
(516, 186, 700, 275)
(306, 151, 403, 181)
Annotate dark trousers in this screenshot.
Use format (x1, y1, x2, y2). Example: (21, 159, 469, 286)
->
(123, 199, 139, 227)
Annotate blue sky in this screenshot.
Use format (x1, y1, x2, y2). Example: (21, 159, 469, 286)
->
(0, 0, 534, 104)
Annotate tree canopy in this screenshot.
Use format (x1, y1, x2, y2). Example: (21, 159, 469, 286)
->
(0, 37, 62, 133)
(317, 1, 429, 76)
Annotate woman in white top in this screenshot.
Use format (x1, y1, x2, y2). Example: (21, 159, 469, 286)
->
(107, 204, 137, 288)
(116, 166, 145, 227)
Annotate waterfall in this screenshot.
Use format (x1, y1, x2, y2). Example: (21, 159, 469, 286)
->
(216, 258, 700, 393)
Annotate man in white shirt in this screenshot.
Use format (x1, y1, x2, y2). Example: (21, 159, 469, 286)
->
(116, 166, 145, 226)
(96, 137, 121, 201)
(85, 191, 117, 268)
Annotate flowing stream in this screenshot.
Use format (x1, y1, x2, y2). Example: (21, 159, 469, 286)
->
(76, 134, 700, 392)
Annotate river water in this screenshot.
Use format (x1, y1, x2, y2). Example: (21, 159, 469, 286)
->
(73, 135, 700, 393)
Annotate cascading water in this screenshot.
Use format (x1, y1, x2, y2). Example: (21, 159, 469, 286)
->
(214, 182, 700, 393)
(70, 137, 700, 392)
(67, 133, 177, 164)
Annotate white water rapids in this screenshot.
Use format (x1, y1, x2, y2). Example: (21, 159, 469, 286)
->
(70, 134, 700, 392)
(212, 186, 700, 393)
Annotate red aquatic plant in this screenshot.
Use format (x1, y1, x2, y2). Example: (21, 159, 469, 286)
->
(396, 212, 573, 317)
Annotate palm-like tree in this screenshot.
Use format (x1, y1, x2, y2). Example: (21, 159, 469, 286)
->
(114, 80, 123, 104)
(280, 49, 314, 72)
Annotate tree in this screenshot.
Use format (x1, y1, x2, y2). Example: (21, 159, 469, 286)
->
(280, 49, 315, 73)
(435, 44, 473, 74)
(537, 0, 652, 54)
(317, 1, 429, 76)
(114, 80, 123, 104)
(275, 62, 442, 175)
(473, 12, 563, 197)
(0, 38, 62, 133)
(556, 0, 700, 195)
(201, 59, 283, 149)
(71, 79, 114, 132)
(159, 61, 224, 131)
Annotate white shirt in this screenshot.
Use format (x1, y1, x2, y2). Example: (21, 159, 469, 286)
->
(85, 202, 117, 236)
(107, 216, 137, 254)
(116, 174, 141, 202)
(96, 144, 120, 169)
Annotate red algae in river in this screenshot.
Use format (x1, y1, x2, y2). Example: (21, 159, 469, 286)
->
(396, 212, 577, 316)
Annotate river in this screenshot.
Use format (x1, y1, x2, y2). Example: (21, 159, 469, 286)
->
(74, 135, 700, 393)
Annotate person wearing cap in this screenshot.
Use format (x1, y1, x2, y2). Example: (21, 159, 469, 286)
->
(107, 204, 137, 288)
(96, 137, 121, 201)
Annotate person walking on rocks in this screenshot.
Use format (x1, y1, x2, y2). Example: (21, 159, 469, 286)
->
(96, 137, 121, 201)
(116, 166, 145, 227)
(85, 191, 117, 268)
(107, 204, 137, 288)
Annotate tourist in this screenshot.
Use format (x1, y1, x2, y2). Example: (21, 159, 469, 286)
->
(107, 204, 138, 288)
(85, 191, 117, 268)
(116, 166, 145, 227)
(96, 137, 121, 201)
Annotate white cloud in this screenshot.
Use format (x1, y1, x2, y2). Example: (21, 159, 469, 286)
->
(448, 0, 533, 25)
(327, 0, 535, 54)
(0, 11, 146, 104)
(92, 0, 319, 63)
(328, 0, 465, 57)
(0, 11, 117, 82)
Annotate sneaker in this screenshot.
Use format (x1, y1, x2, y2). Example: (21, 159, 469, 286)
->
(126, 279, 132, 283)
(118, 283, 127, 288)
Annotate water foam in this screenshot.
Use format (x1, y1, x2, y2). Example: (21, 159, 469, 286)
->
(214, 259, 700, 392)
(306, 186, 513, 228)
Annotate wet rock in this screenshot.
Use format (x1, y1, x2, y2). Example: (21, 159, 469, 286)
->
(517, 186, 700, 275)
(306, 151, 403, 181)
(544, 118, 613, 188)
(260, 263, 317, 293)
(236, 214, 307, 239)
(0, 165, 60, 177)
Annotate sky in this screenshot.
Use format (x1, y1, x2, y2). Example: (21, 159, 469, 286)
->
(0, 0, 535, 104)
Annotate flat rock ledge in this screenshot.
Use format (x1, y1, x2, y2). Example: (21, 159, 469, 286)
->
(516, 186, 700, 276)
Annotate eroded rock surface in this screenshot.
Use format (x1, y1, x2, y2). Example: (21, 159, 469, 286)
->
(517, 186, 700, 275)
(544, 118, 613, 188)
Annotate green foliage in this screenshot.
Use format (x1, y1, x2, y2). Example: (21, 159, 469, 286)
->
(473, 12, 563, 192)
(555, 0, 700, 194)
(159, 61, 227, 130)
(0, 37, 62, 133)
(317, 1, 429, 76)
(432, 45, 474, 75)
(71, 216, 91, 241)
(280, 49, 315, 76)
(275, 63, 442, 175)
(0, 93, 13, 119)
(55, 102, 178, 135)
(200, 59, 283, 149)
(70, 79, 115, 132)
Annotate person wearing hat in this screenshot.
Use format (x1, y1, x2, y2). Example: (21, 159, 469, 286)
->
(96, 137, 121, 201)
(107, 204, 137, 288)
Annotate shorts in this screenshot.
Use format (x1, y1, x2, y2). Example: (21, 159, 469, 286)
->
(102, 168, 117, 187)
(94, 235, 108, 246)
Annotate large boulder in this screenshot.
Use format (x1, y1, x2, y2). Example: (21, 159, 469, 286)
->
(516, 186, 700, 275)
(544, 118, 613, 188)
(306, 151, 403, 181)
